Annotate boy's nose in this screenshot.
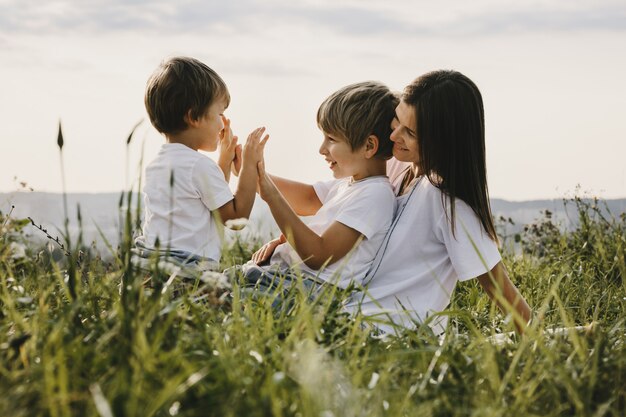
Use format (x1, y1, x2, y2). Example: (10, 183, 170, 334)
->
(318, 144, 327, 155)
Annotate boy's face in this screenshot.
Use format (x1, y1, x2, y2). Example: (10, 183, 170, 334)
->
(197, 97, 228, 152)
(318, 132, 370, 180)
(390, 101, 419, 164)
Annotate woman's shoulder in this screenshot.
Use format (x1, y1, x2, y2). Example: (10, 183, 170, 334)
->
(415, 178, 481, 224)
(415, 176, 444, 199)
(414, 178, 466, 214)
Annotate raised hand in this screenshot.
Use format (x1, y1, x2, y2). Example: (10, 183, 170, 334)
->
(242, 127, 270, 169)
(217, 127, 268, 223)
(231, 144, 242, 177)
(217, 117, 238, 177)
(251, 234, 286, 265)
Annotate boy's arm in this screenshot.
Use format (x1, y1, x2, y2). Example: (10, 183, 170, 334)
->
(231, 157, 322, 215)
(267, 175, 322, 216)
(216, 127, 268, 223)
(477, 262, 532, 334)
(257, 161, 362, 270)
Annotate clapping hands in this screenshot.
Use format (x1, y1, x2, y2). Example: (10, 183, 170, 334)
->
(217, 119, 270, 179)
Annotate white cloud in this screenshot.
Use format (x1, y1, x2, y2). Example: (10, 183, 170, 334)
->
(1, 0, 624, 36)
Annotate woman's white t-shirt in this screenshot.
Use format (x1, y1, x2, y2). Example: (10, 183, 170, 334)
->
(270, 176, 395, 288)
(345, 159, 501, 334)
(138, 143, 233, 261)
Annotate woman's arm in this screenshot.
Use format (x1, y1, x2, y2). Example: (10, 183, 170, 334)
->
(477, 261, 532, 334)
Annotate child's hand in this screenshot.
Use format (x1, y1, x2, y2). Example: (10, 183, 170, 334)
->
(218, 117, 238, 167)
(242, 127, 269, 168)
(251, 234, 286, 265)
(231, 144, 242, 177)
(256, 160, 279, 202)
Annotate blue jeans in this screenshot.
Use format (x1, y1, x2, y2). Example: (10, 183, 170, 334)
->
(131, 241, 220, 281)
(225, 263, 325, 309)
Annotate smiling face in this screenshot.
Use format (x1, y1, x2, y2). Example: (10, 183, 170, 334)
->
(197, 96, 227, 152)
(318, 132, 369, 180)
(390, 100, 419, 165)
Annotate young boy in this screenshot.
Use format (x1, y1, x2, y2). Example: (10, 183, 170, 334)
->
(244, 81, 398, 290)
(135, 56, 268, 267)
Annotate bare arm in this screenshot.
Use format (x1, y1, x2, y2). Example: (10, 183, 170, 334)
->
(216, 127, 269, 223)
(477, 261, 532, 334)
(258, 161, 362, 270)
(267, 174, 322, 216)
(229, 151, 321, 216)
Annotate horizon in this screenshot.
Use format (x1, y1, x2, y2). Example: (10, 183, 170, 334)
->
(1, 0, 625, 200)
(4, 189, 626, 204)
(4, 189, 625, 253)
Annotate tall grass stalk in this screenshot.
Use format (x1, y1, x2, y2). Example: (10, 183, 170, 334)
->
(124, 119, 143, 190)
(56, 120, 78, 301)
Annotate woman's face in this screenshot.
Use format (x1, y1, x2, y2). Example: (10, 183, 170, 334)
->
(390, 101, 419, 164)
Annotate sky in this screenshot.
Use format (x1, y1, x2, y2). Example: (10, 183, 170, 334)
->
(1, 0, 625, 201)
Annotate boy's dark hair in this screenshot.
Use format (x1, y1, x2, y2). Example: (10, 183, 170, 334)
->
(317, 81, 399, 159)
(403, 70, 497, 241)
(145, 56, 230, 134)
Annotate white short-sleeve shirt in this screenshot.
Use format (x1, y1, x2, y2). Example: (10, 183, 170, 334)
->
(346, 159, 501, 334)
(138, 143, 233, 261)
(270, 176, 395, 288)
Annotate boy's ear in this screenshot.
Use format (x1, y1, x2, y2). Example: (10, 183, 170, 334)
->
(364, 135, 379, 158)
(184, 109, 200, 127)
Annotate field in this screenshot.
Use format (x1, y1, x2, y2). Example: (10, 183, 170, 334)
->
(1, 195, 625, 417)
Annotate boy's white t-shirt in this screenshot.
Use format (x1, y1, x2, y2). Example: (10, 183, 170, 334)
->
(345, 159, 501, 334)
(138, 143, 233, 261)
(270, 176, 395, 289)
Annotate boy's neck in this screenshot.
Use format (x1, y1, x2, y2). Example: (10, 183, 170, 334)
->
(351, 159, 387, 181)
(166, 131, 200, 151)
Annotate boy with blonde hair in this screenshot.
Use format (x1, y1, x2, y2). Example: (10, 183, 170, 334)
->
(135, 56, 268, 267)
(241, 81, 398, 291)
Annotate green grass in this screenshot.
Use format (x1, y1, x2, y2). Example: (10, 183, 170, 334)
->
(0, 197, 624, 417)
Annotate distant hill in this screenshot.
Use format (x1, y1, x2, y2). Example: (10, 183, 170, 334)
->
(2, 191, 625, 252)
(0, 191, 278, 253)
(490, 197, 626, 231)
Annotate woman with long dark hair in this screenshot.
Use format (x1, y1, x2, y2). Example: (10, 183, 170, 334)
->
(347, 70, 531, 334)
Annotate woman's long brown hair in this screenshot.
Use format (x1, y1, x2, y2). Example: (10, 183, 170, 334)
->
(403, 70, 497, 241)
